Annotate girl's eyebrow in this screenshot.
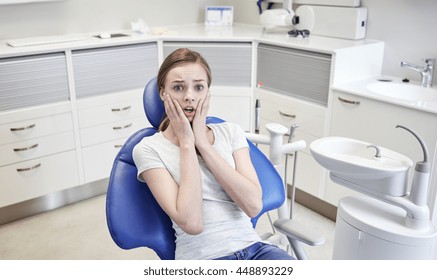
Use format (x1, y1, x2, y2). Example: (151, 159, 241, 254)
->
(169, 79, 205, 83)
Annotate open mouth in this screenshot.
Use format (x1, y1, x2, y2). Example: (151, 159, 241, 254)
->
(184, 107, 194, 113)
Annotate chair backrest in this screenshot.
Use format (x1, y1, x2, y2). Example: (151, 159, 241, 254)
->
(106, 77, 285, 260)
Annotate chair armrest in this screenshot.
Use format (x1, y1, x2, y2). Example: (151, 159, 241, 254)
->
(273, 218, 325, 246)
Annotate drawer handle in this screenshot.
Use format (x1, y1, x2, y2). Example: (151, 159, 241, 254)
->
(17, 163, 41, 172)
(111, 105, 132, 112)
(279, 110, 296, 118)
(10, 123, 36, 132)
(13, 143, 39, 152)
(338, 96, 360, 105)
(114, 144, 123, 148)
(113, 123, 132, 130)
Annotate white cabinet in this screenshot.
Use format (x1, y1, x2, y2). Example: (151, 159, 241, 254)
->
(0, 103, 79, 207)
(327, 90, 437, 206)
(0, 52, 79, 208)
(256, 44, 331, 198)
(0, 43, 159, 210)
(77, 90, 150, 183)
(0, 151, 79, 208)
(72, 43, 158, 184)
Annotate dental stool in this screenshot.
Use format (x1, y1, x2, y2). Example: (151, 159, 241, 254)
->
(105, 77, 324, 260)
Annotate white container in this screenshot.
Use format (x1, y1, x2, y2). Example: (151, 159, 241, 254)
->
(296, 5, 368, 39)
(333, 196, 437, 259)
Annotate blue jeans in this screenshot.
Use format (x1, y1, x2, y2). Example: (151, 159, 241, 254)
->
(213, 242, 295, 260)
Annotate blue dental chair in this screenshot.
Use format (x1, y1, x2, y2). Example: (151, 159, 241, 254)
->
(105, 77, 323, 260)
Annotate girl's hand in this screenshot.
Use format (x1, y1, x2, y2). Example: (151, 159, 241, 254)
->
(192, 91, 211, 149)
(163, 92, 194, 145)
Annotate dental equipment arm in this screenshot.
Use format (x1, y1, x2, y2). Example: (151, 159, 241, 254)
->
(245, 122, 325, 259)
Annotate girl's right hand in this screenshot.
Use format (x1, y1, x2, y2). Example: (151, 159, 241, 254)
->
(163, 93, 195, 145)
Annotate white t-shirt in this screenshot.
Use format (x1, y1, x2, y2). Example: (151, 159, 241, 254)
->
(132, 122, 261, 259)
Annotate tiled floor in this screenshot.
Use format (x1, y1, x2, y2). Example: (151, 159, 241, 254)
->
(0, 194, 335, 260)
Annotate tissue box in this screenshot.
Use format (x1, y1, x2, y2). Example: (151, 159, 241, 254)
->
(296, 5, 368, 40)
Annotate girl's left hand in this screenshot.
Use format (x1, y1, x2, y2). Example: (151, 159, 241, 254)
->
(192, 91, 211, 149)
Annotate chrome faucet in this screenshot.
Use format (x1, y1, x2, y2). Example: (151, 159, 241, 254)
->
(400, 58, 435, 88)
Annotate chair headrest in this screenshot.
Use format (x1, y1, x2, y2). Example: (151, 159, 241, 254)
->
(143, 77, 165, 129)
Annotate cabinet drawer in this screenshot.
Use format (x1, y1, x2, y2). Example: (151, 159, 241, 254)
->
(258, 89, 326, 138)
(0, 112, 73, 146)
(77, 93, 144, 128)
(0, 131, 75, 167)
(80, 117, 149, 147)
(0, 150, 80, 207)
(81, 139, 127, 183)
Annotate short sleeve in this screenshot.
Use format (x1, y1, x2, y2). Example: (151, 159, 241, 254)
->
(132, 137, 165, 183)
(229, 122, 249, 152)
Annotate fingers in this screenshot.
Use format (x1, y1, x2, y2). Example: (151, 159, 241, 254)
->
(163, 92, 184, 122)
(194, 91, 210, 123)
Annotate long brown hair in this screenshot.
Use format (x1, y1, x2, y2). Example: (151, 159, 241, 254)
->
(157, 48, 212, 131)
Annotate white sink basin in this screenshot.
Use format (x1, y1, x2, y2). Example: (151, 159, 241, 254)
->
(367, 81, 437, 102)
(310, 137, 413, 197)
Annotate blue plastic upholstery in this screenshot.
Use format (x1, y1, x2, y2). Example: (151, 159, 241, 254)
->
(106, 77, 285, 260)
(143, 77, 165, 129)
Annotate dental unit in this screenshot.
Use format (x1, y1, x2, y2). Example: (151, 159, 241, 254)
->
(310, 125, 437, 259)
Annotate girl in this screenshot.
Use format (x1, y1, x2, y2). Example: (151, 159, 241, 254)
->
(133, 48, 293, 260)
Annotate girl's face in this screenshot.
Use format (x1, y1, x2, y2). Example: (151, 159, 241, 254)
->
(162, 63, 209, 122)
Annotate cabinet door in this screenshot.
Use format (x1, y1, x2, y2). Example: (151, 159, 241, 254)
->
(257, 44, 331, 107)
(72, 43, 158, 98)
(163, 42, 252, 86)
(327, 91, 437, 206)
(0, 53, 70, 111)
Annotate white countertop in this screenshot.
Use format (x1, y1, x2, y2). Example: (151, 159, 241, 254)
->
(0, 23, 382, 58)
(332, 77, 437, 115)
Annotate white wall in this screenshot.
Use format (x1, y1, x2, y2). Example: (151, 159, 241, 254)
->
(0, 0, 218, 39)
(226, 0, 437, 82)
(1, 0, 436, 82)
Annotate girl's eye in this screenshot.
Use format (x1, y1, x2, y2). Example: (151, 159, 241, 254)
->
(173, 85, 183, 92)
(195, 84, 204, 91)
